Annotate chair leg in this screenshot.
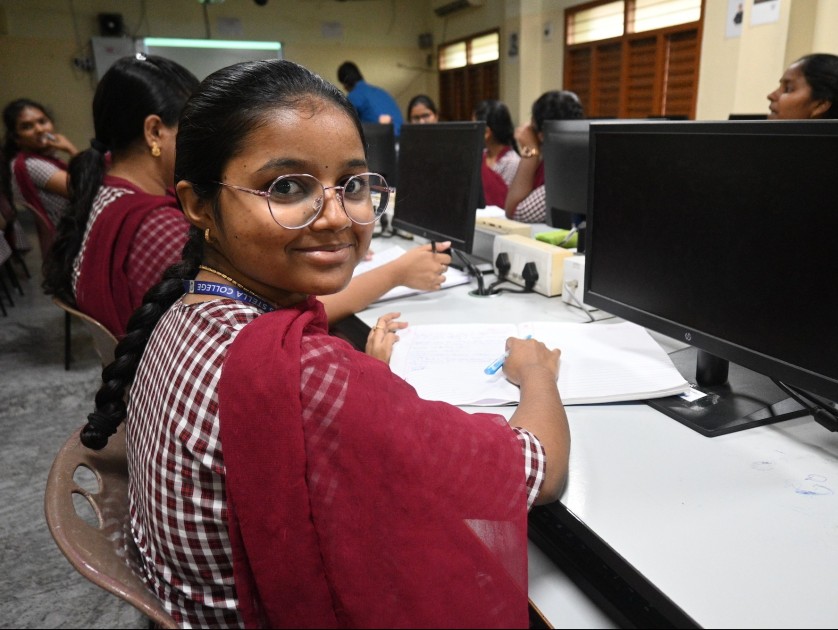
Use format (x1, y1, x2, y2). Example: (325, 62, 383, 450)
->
(64, 310, 72, 370)
(5, 260, 23, 296)
(12, 250, 30, 279)
(0, 271, 13, 308)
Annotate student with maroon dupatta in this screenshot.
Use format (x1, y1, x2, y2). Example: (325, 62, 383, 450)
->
(2, 98, 77, 258)
(78, 59, 571, 628)
(41, 55, 199, 337)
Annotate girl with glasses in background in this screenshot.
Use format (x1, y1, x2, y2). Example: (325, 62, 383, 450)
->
(78, 59, 570, 628)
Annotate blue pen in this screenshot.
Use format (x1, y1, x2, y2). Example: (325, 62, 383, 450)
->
(484, 335, 532, 375)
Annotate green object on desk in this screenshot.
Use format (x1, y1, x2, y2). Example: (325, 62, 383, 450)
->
(535, 229, 578, 249)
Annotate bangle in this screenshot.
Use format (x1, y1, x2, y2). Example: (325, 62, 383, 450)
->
(520, 146, 540, 159)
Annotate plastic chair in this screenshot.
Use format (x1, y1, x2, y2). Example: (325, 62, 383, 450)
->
(44, 424, 178, 629)
(51, 297, 119, 370)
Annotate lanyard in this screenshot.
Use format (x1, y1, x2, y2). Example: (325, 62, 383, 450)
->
(184, 279, 276, 313)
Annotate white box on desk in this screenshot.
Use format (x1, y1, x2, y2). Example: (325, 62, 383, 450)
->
(492, 234, 573, 297)
(472, 216, 532, 263)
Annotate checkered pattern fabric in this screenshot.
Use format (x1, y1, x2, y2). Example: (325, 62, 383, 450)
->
(510, 184, 547, 223)
(127, 299, 546, 627)
(9, 155, 68, 225)
(71, 184, 188, 301)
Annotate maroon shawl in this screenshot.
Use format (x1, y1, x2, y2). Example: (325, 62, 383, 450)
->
(218, 298, 530, 628)
(75, 178, 178, 337)
(12, 151, 66, 254)
(481, 147, 513, 208)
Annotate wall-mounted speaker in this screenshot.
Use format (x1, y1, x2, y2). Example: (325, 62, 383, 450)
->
(98, 13, 124, 37)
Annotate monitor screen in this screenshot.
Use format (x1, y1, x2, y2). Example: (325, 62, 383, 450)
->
(584, 120, 838, 436)
(392, 121, 485, 254)
(542, 119, 592, 230)
(361, 123, 398, 187)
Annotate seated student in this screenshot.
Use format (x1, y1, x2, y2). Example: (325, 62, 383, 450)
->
(2, 98, 78, 256)
(504, 90, 584, 223)
(407, 94, 439, 123)
(41, 54, 200, 338)
(337, 61, 404, 135)
(78, 59, 570, 628)
(767, 53, 838, 119)
(473, 99, 520, 208)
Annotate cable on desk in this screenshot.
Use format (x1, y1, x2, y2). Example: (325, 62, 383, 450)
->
(562, 280, 596, 323)
(772, 379, 838, 432)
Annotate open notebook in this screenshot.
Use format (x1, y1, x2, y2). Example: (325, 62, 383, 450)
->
(354, 245, 471, 303)
(389, 321, 690, 406)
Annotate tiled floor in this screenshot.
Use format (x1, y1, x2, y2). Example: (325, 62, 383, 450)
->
(0, 216, 145, 629)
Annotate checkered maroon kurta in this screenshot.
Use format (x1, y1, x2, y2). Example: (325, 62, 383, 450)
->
(126, 298, 546, 628)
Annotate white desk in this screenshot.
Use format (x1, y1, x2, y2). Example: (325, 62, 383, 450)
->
(358, 239, 838, 629)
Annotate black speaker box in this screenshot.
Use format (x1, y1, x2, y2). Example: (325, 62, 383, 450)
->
(98, 13, 124, 37)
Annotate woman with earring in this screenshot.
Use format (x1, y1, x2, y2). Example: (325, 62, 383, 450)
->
(78, 59, 570, 627)
(42, 54, 199, 337)
(2, 98, 78, 258)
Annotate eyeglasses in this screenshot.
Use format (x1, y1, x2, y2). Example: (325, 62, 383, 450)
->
(216, 172, 390, 230)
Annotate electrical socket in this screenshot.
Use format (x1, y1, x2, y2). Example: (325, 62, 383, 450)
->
(492, 234, 573, 297)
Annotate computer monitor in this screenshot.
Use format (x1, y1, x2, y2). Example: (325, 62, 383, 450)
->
(584, 119, 838, 437)
(392, 121, 485, 254)
(361, 122, 398, 187)
(542, 119, 592, 232)
(728, 113, 768, 120)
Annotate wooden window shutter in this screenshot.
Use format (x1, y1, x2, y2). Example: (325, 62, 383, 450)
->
(565, 47, 593, 113)
(661, 29, 699, 118)
(592, 42, 622, 118)
(624, 35, 657, 118)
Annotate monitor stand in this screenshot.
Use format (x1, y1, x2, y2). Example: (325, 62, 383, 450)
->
(647, 347, 808, 437)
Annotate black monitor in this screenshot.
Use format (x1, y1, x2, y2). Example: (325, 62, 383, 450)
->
(542, 119, 592, 232)
(392, 121, 485, 254)
(728, 113, 768, 120)
(361, 122, 398, 187)
(584, 119, 838, 437)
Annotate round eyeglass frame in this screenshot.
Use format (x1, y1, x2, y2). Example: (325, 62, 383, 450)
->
(215, 171, 390, 230)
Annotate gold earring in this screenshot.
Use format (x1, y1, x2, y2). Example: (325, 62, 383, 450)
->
(204, 228, 211, 243)
(150, 142, 161, 158)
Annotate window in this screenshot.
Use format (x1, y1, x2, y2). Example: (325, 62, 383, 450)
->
(564, 0, 703, 119)
(438, 30, 500, 121)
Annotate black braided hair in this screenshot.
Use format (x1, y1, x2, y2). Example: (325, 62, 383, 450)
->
(42, 55, 199, 304)
(80, 59, 364, 450)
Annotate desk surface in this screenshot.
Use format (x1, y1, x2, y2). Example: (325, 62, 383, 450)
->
(358, 239, 838, 629)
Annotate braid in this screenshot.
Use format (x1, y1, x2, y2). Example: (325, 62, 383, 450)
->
(80, 226, 204, 449)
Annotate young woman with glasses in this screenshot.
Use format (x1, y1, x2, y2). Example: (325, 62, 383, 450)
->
(77, 59, 570, 628)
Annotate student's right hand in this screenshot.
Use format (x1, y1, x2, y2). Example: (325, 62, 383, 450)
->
(45, 132, 78, 156)
(501, 336, 560, 386)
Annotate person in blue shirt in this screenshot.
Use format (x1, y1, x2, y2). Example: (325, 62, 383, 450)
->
(337, 61, 403, 135)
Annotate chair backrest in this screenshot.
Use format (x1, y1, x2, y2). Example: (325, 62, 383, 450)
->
(44, 424, 178, 629)
(18, 201, 55, 260)
(52, 297, 119, 366)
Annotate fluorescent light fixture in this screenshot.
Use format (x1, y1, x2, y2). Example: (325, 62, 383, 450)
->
(142, 37, 281, 51)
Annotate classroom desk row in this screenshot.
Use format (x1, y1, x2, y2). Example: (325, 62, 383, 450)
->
(357, 238, 838, 630)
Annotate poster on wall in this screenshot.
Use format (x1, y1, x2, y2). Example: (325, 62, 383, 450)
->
(726, 0, 744, 38)
(751, 0, 781, 26)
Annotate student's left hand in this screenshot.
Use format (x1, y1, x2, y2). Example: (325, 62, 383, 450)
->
(366, 311, 408, 363)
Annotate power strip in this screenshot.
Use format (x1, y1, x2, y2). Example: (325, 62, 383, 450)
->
(492, 234, 573, 297)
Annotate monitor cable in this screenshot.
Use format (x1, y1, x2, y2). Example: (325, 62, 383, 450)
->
(453, 249, 489, 296)
(772, 380, 838, 432)
(562, 279, 596, 323)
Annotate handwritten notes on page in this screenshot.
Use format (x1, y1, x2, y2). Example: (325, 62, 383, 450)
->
(389, 321, 690, 406)
(353, 245, 471, 303)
